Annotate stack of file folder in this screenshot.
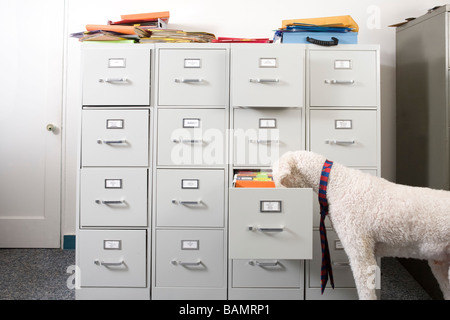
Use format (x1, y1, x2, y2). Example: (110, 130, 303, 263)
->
(274, 15, 358, 45)
(233, 171, 275, 188)
(71, 11, 170, 43)
(70, 11, 217, 43)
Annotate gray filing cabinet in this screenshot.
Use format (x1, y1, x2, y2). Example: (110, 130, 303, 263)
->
(396, 5, 450, 190)
(152, 44, 229, 299)
(76, 44, 153, 300)
(306, 45, 381, 299)
(76, 43, 380, 300)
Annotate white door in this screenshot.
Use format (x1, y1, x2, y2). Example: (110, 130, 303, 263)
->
(0, 0, 64, 247)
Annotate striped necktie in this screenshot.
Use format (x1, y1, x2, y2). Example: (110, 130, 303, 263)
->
(318, 159, 335, 294)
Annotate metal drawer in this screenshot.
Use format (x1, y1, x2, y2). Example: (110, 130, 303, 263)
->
(233, 107, 303, 166)
(229, 188, 313, 260)
(82, 46, 151, 106)
(308, 230, 355, 288)
(309, 109, 377, 167)
(154, 229, 225, 288)
(232, 259, 303, 288)
(78, 229, 147, 288)
(309, 50, 377, 107)
(231, 43, 305, 107)
(157, 108, 226, 166)
(156, 169, 225, 227)
(80, 168, 148, 227)
(158, 49, 228, 106)
(81, 109, 149, 167)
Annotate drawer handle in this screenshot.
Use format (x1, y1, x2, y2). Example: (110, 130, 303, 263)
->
(174, 78, 203, 83)
(171, 259, 202, 266)
(249, 78, 279, 83)
(325, 139, 355, 145)
(97, 139, 127, 145)
(249, 139, 279, 144)
(332, 261, 351, 267)
(171, 199, 202, 205)
(94, 259, 124, 266)
(248, 226, 284, 232)
(95, 199, 125, 205)
(324, 79, 355, 85)
(248, 260, 279, 267)
(172, 138, 205, 144)
(98, 77, 128, 83)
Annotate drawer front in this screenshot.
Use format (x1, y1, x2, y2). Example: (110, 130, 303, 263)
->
(309, 110, 377, 167)
(82, 109, 149, 167)
(158, 49, 228, 106)
(309, 50, 377, 107)
(231, 44, 305, 107)
(309, 230, 355, 288)
(233, 107, 303, 166)
(155, 229, 225, 287)
(78, 230, 147, 288)
(156, 169, 225, 227)
(82, 46, 150, 106)
(232, 259, 303, 288)
(80, 168, 148, 227)
(229, 188, 313, 260)
(157, 108, 226, 166)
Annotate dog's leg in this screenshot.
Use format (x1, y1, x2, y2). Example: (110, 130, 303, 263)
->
(428, 260, 450, 300)
(344, 238, 379, 300)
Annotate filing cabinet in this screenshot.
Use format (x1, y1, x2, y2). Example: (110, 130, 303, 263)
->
(229, 43, 309, 300)
(77, 44, 153, 300)
(306, 46, 380, 300)
(77, 43, 380, 300)
(152, 44, 229, 300)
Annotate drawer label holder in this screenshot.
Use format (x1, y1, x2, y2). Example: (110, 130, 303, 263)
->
(260, 200, 282, 213)
(181, 179, 199, 189)
(106, 119, 124, 129)
(181, 240, 199, 250)
(103, 240, 122, 250)
(105, 179, 122, 189)
(335, 119, 352, 129)
(184, 58, 201, 68)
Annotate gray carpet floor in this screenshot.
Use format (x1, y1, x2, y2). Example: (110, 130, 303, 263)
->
(0, 249, 433, 300)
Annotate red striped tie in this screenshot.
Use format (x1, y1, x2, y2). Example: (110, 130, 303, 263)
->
(318, 160, 335, 294)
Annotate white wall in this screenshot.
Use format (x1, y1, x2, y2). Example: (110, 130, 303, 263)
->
(63, 0, 449, 236)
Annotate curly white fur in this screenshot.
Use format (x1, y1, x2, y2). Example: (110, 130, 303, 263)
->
(273, 150, 450, 300)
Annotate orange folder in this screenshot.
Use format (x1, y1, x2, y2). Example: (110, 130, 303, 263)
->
(85, 24, 137, 35)
(234, 180, 275, 188)
(120, 11, 170, 21)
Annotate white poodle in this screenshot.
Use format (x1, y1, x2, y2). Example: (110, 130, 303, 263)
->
(272, 150, 450, 300)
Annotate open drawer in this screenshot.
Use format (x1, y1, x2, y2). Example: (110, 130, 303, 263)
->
(229, 188, 313, 260)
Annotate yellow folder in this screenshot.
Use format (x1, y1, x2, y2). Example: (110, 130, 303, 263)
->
(282, 15, 359, 32)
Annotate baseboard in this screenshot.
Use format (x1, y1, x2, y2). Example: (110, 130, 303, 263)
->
(63, 234, 76, 250)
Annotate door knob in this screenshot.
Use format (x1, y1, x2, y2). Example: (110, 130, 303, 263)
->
(46, 124, 56, 132)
